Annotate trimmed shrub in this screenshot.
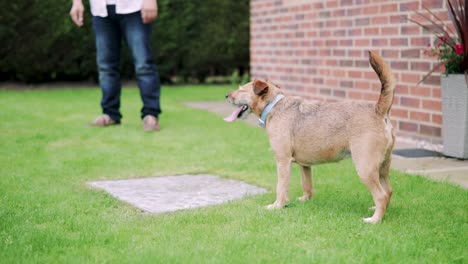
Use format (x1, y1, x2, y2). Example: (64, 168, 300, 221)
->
(0, 0, 249, 84)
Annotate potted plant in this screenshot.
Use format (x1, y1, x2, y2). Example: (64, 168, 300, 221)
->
(410, 0, 468, 159)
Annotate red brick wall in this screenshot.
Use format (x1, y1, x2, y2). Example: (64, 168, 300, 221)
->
(250, 0, 451, 144)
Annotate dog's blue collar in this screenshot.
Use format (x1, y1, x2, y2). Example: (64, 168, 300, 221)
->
(259, 94, 285, 128)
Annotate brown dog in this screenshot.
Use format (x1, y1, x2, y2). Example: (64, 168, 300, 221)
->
(224, 51, 395, 223)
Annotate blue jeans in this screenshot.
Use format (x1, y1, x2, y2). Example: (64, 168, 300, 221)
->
(92, 5, 161, 122)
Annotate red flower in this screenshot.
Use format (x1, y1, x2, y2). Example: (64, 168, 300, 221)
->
(455, 43, 464, 55)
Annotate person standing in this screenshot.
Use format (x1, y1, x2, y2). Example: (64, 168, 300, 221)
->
(70, 0, 161, 131)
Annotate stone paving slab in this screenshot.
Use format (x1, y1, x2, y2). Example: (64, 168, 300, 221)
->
(391, 156, 468, 188)
(88, 174, 268, 214)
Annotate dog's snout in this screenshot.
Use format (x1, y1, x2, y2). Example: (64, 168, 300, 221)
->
(225, 93, 229, 99)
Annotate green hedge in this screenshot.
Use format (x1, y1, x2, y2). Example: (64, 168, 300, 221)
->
(0, 0, 249, 84)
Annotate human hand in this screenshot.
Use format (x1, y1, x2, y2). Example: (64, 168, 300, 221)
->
(141, 0, 158, 24)
(70, 0, 85, 27)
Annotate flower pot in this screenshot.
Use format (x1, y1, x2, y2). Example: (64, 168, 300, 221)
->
(441, 74, 468, 159)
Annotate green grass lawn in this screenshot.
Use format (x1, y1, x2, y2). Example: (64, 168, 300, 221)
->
(1, 85, 467, 263)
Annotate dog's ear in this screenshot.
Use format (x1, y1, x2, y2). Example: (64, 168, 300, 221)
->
(253, 80, 269, 95)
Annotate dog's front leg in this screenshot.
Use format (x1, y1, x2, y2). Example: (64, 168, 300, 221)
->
(266, 157, 292, 209)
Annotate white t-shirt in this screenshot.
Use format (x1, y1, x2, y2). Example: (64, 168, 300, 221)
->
(90, 0, 143, 17)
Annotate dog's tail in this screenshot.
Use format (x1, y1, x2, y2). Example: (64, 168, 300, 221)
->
(369, 51, 395, 116)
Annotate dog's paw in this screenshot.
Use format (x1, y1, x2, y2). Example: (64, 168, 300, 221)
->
(296, 195, 311, 202)
(362, 217, 381, 224)
(265, 201, 284, 209)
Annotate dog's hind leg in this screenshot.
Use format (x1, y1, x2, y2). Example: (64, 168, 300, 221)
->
(351, 143, 390, 224)
(360, 175, 389, 223)
(379, 156, 393, 208)
(379, 133, 395, 208)
(369, 158, 393, 211)
(297, 165, 313, 202)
